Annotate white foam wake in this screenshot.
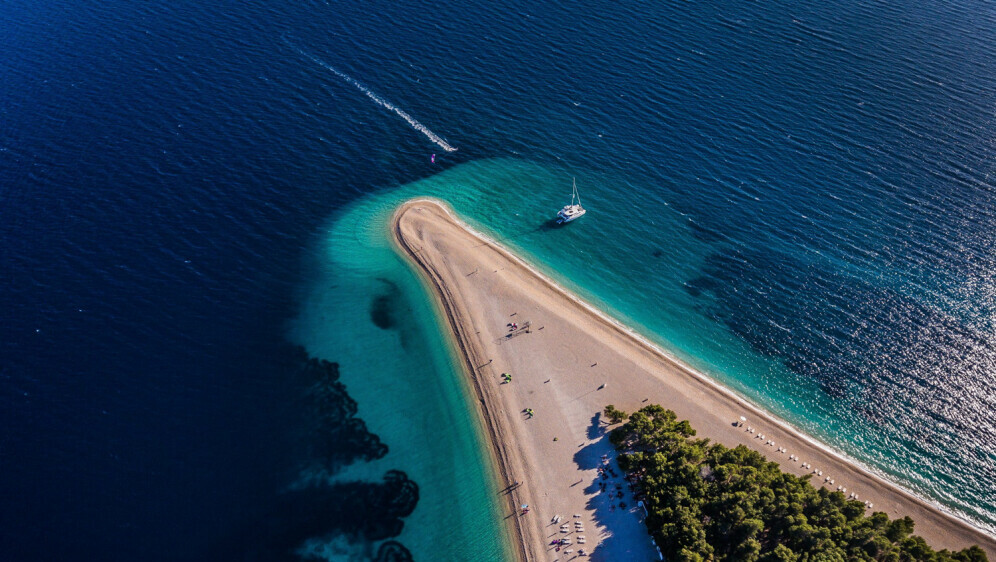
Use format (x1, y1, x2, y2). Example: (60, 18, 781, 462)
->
(297, 48, 458, 152)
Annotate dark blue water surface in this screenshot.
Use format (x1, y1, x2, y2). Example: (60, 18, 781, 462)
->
(1, 1, 429, 559)
(3, 0, 996, 558)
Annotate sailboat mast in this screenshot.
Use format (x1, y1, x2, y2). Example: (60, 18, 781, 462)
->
(556, 175, 587, 223)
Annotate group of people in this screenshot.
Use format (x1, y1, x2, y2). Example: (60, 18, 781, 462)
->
(598, 457, 631, 512)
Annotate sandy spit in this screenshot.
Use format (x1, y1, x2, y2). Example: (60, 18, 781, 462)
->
(391, 199, 995, 560)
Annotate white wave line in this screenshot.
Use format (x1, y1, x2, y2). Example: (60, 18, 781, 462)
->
(297, 48, 458, 152)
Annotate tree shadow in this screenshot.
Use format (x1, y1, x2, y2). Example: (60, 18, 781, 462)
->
(587, 412, 606, 441)
(571, 436, 655, 562)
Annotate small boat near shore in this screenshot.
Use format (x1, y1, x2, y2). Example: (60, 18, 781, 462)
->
(556, 178, 586, 224)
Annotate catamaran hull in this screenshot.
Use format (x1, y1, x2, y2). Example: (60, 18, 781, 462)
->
(556, 209, 586, 224)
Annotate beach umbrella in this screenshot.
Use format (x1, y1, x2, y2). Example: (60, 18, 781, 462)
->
(739, 416, 747, 422)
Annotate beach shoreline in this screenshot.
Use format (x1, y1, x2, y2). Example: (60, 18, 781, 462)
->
(390, 198, 996, 560)
(391, 202, 533, 562)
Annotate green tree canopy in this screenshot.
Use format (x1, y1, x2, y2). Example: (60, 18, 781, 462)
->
(609, 405, 988, 562)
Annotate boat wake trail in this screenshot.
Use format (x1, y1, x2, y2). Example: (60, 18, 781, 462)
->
(294, 46, 458, 152)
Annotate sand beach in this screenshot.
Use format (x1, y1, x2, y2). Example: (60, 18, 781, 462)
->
(391, 198, 996, 561)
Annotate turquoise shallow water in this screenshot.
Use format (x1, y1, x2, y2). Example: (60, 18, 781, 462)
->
(291, 185, 511, 560)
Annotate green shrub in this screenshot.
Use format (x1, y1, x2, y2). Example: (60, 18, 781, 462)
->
(603, 404, 628, 424)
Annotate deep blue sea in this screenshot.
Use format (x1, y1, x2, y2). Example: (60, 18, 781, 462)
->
(3, 0, 996, 559)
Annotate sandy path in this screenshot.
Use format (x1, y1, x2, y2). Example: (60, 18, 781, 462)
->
(391, 199, 995, 561)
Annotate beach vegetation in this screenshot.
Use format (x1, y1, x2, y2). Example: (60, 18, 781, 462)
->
(609, 405, 989, 562)
(603, 404, 629, 424)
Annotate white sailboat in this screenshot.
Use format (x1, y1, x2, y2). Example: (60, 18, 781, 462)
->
(556, 178, 587, 224)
